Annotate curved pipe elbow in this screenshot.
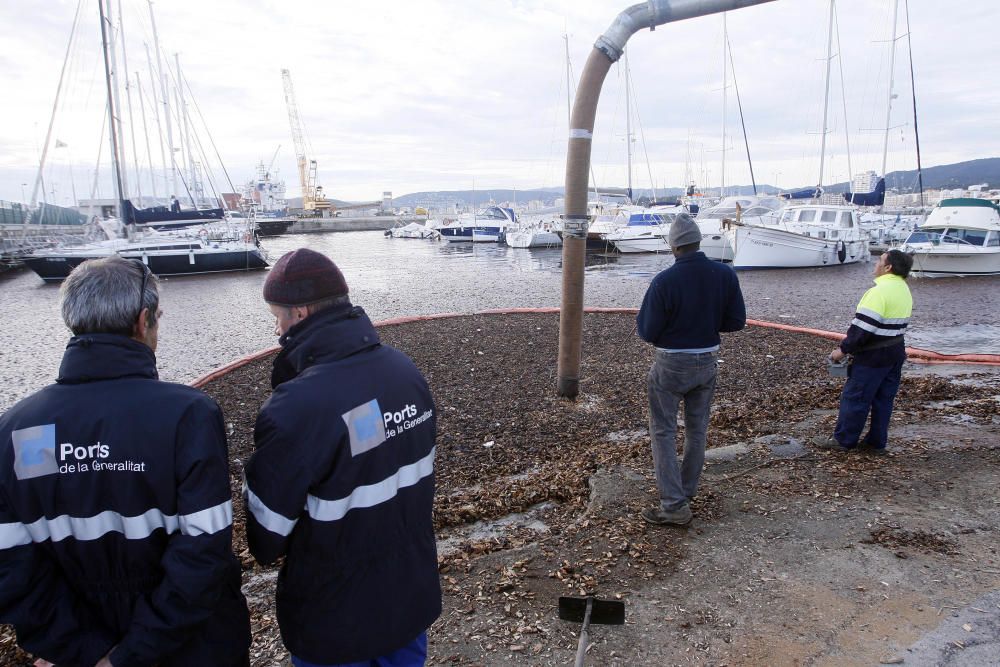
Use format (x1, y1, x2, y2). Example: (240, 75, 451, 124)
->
(595, 0, 777, 62)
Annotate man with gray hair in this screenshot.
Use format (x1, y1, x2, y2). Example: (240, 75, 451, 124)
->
(637, 213, 746, 526)
(0, 256, 250, 666)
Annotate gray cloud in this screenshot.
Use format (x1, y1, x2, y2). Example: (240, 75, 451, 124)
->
(1, 0, 996, 204)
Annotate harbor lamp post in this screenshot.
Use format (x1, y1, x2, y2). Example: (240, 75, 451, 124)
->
(557, 0, 776, 399)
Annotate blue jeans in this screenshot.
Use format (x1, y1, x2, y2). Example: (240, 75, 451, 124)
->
(647, 351, 719, 511)
(292, 633, 427, 667)
(833, 359, 904, 449)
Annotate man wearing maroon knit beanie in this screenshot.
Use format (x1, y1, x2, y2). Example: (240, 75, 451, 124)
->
(244, 248, 442, 667)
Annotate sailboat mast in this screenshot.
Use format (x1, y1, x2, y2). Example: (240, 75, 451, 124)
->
(817, 0, 835, 190)
(880, 0, 900, 183)
(98, 0, 126, 217)
(624, 49, 633, 200)
(30, 0, 83, 207)
(106, 0, 129, 201)
(720, 13, 728, 198)
(148, 0, 177, 196)
(144, 42, 169, 198)
(176, 52, 197, 206)
(903, 0, 923, 206)
(835, 6, 853, 185)
(118, 0, 142, 206)
(135, 72, 158, 201)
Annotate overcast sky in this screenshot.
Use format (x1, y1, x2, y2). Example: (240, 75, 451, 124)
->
(1, 0, 997, 205)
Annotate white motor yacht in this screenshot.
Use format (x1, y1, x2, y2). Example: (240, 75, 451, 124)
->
(899, 198, 1000, 277)
(438, 206, 517, 243)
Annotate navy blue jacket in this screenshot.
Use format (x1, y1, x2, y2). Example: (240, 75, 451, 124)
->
(0, 334, 250, 667)
(637, 251, 747, 348)
(244, 305, 441, 664)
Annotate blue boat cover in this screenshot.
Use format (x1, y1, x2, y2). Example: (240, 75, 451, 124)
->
(842, 178, 886, 207)
(779, 186, 822, 200)
(122, 199, 225, 225)
(627, 213, 666, 226)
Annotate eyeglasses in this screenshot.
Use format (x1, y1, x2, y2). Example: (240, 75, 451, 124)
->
(132, 259, 151, 319)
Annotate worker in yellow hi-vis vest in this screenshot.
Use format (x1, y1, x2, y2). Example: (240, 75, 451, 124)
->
(814, 249, 914, 454)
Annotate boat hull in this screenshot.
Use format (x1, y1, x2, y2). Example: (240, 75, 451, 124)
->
(608, 234, 670, 253)
(23, 246, 268, 282)
(903, 246, 1000, 278)
(440, 226, 504, 243)
(255, 219, 295, 236)
(506, 231, 562, 248)
(696, 221, 735, 262)
(728, 226, 869, 269)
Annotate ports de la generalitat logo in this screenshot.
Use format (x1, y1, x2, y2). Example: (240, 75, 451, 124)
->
(342, 399, 387, 457)
(12, 424, 58, 480)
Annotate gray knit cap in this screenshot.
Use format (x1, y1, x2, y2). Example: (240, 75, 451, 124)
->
(668, 212, 702, 248)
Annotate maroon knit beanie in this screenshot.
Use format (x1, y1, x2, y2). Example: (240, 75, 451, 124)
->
(263, 248, 349, 306)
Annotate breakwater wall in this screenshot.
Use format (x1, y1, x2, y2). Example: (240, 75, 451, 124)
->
(287, 215, 427, 234)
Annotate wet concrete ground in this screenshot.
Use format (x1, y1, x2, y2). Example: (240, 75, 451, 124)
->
(1, 231, 998, 411)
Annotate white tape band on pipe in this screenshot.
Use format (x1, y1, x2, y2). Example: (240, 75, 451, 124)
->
(569, 129, 593, 140)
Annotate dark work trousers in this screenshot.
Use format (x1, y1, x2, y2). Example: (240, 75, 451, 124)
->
(833, 358, 905, 449)
(647, 350, 719, 511)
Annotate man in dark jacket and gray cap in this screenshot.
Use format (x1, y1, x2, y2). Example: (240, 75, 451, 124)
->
(244, 248, 441, 667)
(0, 256, 250, 666)
(636, 214, 746, 526)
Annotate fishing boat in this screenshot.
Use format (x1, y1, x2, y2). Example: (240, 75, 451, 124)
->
(725, 203, 870, 269)
(438, 206, 517, 243)
(899, 198, 1000, 277)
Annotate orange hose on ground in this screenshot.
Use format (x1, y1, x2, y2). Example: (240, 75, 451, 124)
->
(745, 318, 1000, 366)
(190, 310, 1000, 389)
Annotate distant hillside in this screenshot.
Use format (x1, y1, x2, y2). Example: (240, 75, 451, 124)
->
(392, 189, 564, 208)
(331, 157, 1000, 208)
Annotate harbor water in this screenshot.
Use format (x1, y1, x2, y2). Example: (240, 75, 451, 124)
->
(2, 231, 998, 411)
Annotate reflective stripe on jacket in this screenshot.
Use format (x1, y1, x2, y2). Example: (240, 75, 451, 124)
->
(244, 305, 441, 665)
(841, 273, 913, 366)
(0, 334, 250, 667)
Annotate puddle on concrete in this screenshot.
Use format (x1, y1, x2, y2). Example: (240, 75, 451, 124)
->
(437, 501, 556, 557)
(605, 429, 647, 443)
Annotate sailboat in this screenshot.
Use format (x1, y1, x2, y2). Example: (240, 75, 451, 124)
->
(22, 1, 267, 282)
(723, 0, 870, 269)
(851, 0, 927, 242)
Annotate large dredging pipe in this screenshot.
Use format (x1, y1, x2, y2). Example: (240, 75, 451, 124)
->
(557, 0, 777, 398)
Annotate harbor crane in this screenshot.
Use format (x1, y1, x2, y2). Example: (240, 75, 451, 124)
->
(281, 68, 331, 212)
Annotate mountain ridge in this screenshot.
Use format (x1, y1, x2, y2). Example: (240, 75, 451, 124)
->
(385, 157, 1000, 208)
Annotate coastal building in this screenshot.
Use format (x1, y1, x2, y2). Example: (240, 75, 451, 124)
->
(852, 171, 879, 193)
